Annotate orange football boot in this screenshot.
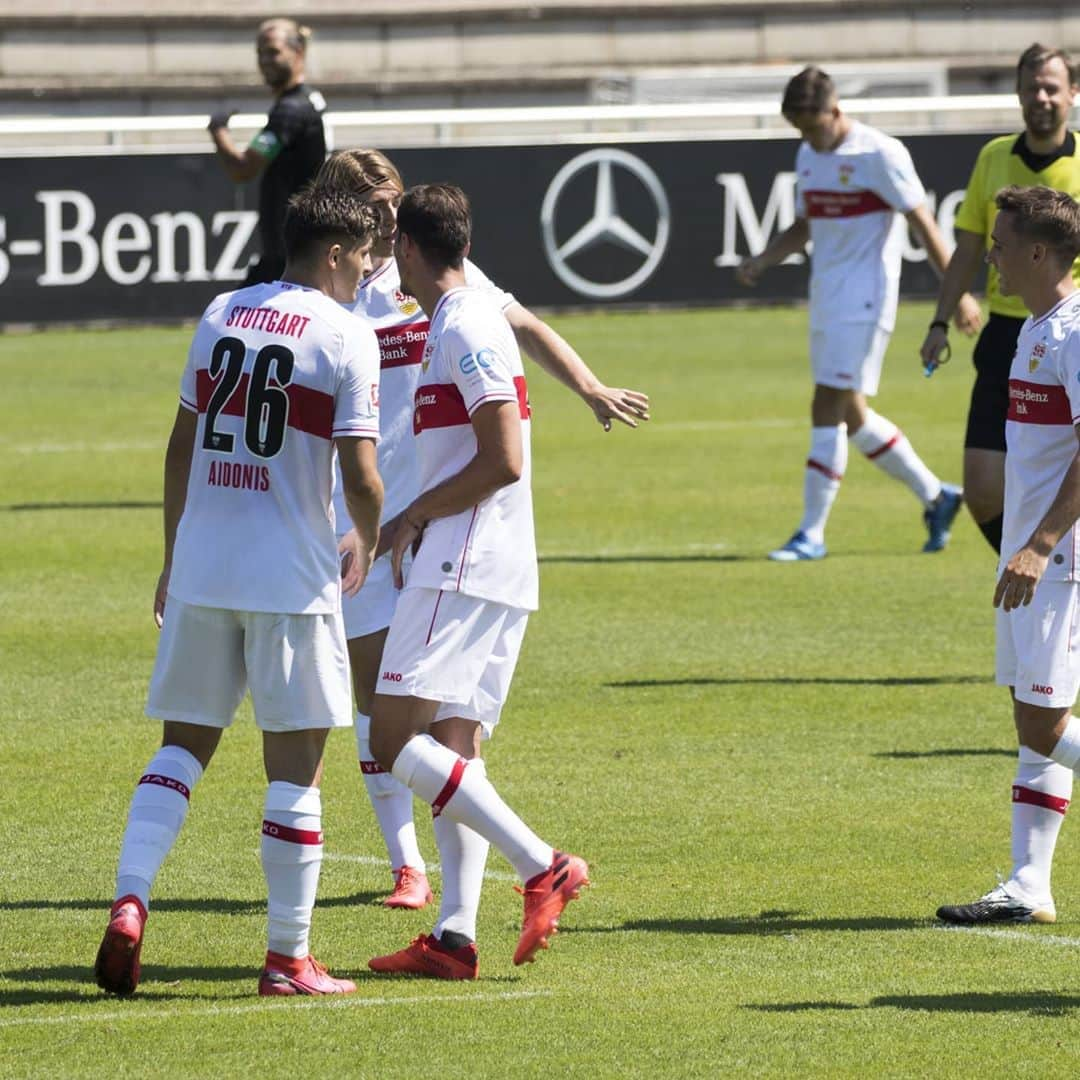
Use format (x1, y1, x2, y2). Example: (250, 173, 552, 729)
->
(513, 852, 589, 965)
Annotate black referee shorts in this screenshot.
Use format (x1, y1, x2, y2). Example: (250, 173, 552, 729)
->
(964, 313, 1025, 452)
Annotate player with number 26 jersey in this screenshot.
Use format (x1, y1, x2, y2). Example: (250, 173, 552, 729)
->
(170, 280, 381, 615)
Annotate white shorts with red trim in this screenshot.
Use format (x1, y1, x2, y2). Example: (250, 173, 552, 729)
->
(996, 580, 1080, 708)
(147, 597, 353, 732)
(810, 322, 890, 396)
(376, 586, 528, 737)
(340, 550, 399, 639)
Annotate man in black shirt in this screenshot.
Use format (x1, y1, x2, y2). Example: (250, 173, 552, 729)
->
(209, 18, 327, 285)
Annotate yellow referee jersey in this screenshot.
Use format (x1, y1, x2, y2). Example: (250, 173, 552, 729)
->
(954, 131, 1080, 318)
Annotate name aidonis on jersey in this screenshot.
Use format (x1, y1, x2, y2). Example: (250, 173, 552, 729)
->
(207, 461, 271, 491)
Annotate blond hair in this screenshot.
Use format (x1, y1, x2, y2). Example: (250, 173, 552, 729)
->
(314, 149, 405, 199)
(257, 18, 312, 53)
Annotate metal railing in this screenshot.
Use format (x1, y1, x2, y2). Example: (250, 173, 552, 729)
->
(0, 94, 1041, 155)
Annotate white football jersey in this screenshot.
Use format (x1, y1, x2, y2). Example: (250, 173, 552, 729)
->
(332, 258, 515, 531)
(1002, 292, 1080, 581)
(795, 120, 926, 332)
(407, 286, 538, 611)
(170, 281, 381, 615)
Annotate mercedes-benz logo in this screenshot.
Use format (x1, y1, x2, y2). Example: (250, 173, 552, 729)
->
(540, 149, 670, 300)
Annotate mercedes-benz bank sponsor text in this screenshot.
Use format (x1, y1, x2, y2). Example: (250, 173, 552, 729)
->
(0, 135, 993, 324)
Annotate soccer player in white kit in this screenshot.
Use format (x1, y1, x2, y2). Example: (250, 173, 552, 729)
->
(313, 149, 649, 913)
(737, 66, 980, 561)
(936, 186, 1080, 925)
(363, 184, 588, 979)
(93, 189, 384, 998)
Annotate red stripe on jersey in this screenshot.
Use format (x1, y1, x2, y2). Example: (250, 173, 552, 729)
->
(377, 320, 430, 370)
(261, 820, 324, 845)
(1007, 379, 1073, 425)
(1013, 785, 1070, 815)
(806, 457, 843, 482)
(432, 756, 468, 818)
(413, 376, 530, 434)
(865, 431, 901, 459)
(414, 382, 470, 432)
(803, 189, 891, 218)
(138, 773, 191, 801)
(195, 369, 334, 440)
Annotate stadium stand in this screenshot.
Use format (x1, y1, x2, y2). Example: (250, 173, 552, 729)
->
(0, 1, 1078, 115)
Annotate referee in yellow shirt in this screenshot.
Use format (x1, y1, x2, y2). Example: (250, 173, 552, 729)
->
(921, 44, 1080, 554)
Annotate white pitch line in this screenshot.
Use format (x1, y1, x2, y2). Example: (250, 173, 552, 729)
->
(323, 851, 519, 883)
(0, 989, 552, 1029)
(935, 924, 1080, 947)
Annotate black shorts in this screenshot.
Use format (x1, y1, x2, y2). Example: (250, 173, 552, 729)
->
(964, 313, 1025, 452)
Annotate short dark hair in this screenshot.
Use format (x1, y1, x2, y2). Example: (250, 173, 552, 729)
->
(782, 67, 836, 116)
(1016, 43, 1077, 91)
(397, 184, 471, 270)
(995, 184, 1080, 268)
(283, 187, 377, 260)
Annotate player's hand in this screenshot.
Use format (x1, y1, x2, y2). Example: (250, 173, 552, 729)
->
(920, 325, 951, 377)
(954, 293, 983, 337)
(338, 529, 375, 598)
(153, 567, 170, 629)
(586, 386, 650, 431)
(735, 256, 765, 287)
(993, 546, 1049, 612)
(391, 511, 424, 589)
(208, 109, 235, 132)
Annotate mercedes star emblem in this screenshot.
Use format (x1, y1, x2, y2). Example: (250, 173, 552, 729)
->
(540, 148, 671, 300)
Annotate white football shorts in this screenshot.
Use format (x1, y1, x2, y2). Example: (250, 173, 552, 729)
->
(375, 586, 529, 737)
(341, 550, 399, 639)
(810, 322, 891, 396)
(146, 597, 353, 732)
(996, 580, 1080, 708)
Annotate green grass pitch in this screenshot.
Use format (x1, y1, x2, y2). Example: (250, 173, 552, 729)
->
(2, 302, 1079, 1077)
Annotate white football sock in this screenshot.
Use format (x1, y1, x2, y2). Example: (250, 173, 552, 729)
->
(799, 425, 846, 544)
(392, 734, 553, 883)
(115, 745, 203, 909)
(849, 409, 942, 505)
(1049, 716, 1080, 771)
(432, 759, 491, 943)
(261, 782, 323, 959)
(355, 712, 425, 874)
(1009, 746, 1072, 901)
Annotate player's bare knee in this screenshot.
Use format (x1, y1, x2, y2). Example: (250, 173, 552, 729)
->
(369, 694, 416, 771)
(810, 385, 850, 428)
(162, 721, 221, 769)
(262, 729, 327, 787)
(1014, 701, 1071, 758)
(431, 716, 482, 759)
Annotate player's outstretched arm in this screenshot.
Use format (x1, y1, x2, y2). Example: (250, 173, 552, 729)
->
(391, 401, 522, 588)
(995, 429, 1080, 612)
(505, 305, 650, 431)
(337, 436, 383, 597)
(155, 405, 197, 627)
(735, 218, 810, 287)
